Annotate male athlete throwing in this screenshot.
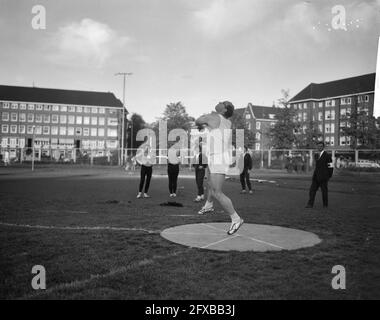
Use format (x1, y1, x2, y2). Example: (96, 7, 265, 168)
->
(195, 101, 244, 235)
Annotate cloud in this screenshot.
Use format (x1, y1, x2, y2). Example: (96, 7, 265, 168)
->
(48, 18, 130, 68)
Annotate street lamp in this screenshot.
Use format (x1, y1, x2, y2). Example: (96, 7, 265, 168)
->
(127, 113, 133, 156)
(115, 72, 133, 166)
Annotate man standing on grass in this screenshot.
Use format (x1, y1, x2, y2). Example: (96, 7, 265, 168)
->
(239, 146, 253, 194)
(305, 141, 334, 209)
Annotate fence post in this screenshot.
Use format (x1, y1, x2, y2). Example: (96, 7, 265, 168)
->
(20, 148, 24, 163)
(355, 149, 359, 165)
(90, 151, 94, 166)
(268, 149, 271, 168)
(309, 150, 313, 168)
(332, 149, 336, 167)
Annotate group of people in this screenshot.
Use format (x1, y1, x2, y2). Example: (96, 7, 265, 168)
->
(132, 101, 334, 235)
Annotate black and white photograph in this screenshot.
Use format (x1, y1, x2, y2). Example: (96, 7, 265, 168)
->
(0, 0, 379, 307)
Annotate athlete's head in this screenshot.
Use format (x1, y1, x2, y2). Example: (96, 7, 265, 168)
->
(215, 101, 234, 118)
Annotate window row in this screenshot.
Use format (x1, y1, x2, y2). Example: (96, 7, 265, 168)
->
(0, 102, 110, 114)
(1, 125, 118, 137)
(1, 113, 118, 126)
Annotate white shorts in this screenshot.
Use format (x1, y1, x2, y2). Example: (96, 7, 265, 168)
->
(208, 153, 230, 175)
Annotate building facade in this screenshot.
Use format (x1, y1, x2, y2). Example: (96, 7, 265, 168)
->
(289, 73, 375, 148)
(235, 103, 280, 150)
(0, 85, 124, 160)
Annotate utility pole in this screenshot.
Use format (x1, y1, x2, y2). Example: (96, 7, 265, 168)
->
(115, 72, 133, 166)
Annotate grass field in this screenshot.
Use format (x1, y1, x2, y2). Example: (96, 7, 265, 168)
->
(0, 166, 379, 300)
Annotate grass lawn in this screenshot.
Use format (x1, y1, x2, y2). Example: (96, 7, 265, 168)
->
(0, 166, 379, 299)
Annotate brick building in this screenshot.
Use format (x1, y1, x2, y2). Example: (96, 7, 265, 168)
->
(289, 73, 375, 148)
(235, 103, 280, 150)
(0, 85, 124, 161)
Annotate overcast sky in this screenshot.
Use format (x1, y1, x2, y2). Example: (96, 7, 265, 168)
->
(0, 0, 379, 122)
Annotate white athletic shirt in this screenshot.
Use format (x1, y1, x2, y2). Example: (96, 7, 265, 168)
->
(207, 114, 232, 166)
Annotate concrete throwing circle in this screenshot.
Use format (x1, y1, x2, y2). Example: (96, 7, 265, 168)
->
(161, 223, 322, 252)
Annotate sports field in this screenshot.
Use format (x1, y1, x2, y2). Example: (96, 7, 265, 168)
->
(0, 166, 379, 299)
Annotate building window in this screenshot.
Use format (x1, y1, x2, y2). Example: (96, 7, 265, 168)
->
(35, 114, 42, 123)
(1, 137, 8, 147)
(2, 125, 9, 133)
(91, 128, 97, 136)
(92, 107, 98, 114)
(27, 125, 34, 134)
(51, 126, 58, 135)
(84, 107, 91, 113)
(75, 127, 82, 136)
(303, 103, 307, 109)
(303, 113, 307, 121)
(255, 132, 261, 140)
(269, 114, 275, 119)
(245, 114, 251, 119)
(98, 117, 105, 125)
(107, 128, 117, 137)
(20, 103, 26, 110)
(83, 128, 90, 136)
(325, 110, 335, 120)
(98, 128, 104, 137)
(52, 105, 59, 111)
(28, 104, 35, 110)
(35, 126, 42, 135)
(61, 105, 67, 112)
(68, 115, 75, 124)
(19, 113, 26, 122)
(108, 118, 118, 126)
(11, 113, 18, 122)
(36, 104, 43, 111)
(256, 121, 261, 130)
(51, 114, 58, 123)
(27, 113, 34, 122)
(255, 143, 260, 151)
(84, 116, 90, 125)
(43, 114, 50, 123)
(364, 95, 369, 102)
(44, 105, 51, 111)
(60, 115, 67, 124)
(67, 127, 74, 136)
(99, 108, 105, 114)
(91, 117, 98, 125)
(60, 127, 67, 135)
(76, 106, 83, 113)
(2, 112, 9, 121)
(9, 138, 17, 147)
(19, 125, 26, 134)
(68, 106, 76, 112)
(247, 122, 251, 130)
(43, 126, 50, 135)
(318, 124, 323, 133)
(318, 102, 323, 108)
(108, 109, 117, 115)
(270, 122, 275, 128)
(2, 102, 10, 109)
(11, 103, 18, 109)
(76, 116, 82, 124)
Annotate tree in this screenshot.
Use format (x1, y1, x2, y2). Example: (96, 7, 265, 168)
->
(161, 102, 195, 132)
(268, 90, 299, 149)
(297, 120, 323, 149)
(341, 96, 380, 149)
(127, 113, 146, 150)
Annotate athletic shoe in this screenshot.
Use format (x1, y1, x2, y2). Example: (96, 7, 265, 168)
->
(200, 195, 205, 200)
(173, 193, 177, 197)
(227, 218, 244, 235)
(240, 190, 247, 194)
(198, 206, 214, 215)
(137, 192, 142, 199)
(169, 194, 174, 198)
(143, 193, 151, 198)
(249, 190, 253, 195)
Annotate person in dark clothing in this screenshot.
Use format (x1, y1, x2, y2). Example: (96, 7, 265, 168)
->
(306, 141, 334, 208)
(239, 146, 253, 194)
(193, 141, 208, 202)
(167, 147, 180, 197)
(136, 144, 155, 199)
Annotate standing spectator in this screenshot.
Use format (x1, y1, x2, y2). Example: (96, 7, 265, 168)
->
(136, 143, 155, 199)
(167, 147, 181, 197)
(305, 141, 334, 208)
(239, 146, 253, 194)
(193, 141, 208, 202)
